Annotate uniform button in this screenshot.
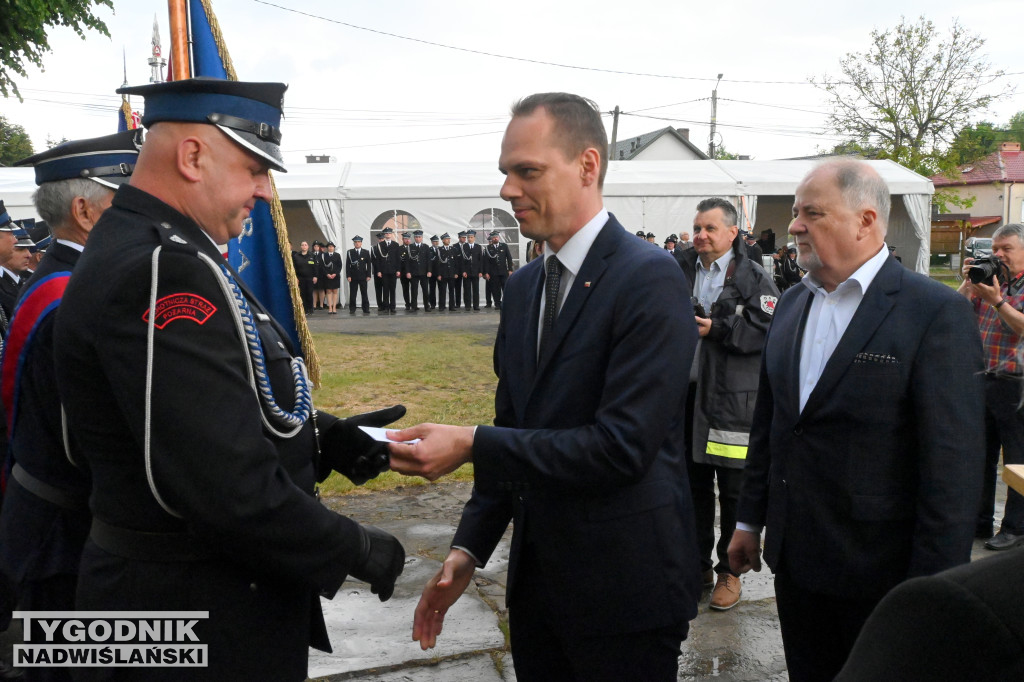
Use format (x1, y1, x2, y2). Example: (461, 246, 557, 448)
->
(793, 426, 803, 435)
(277, 341, 286, 349)
(249, 582, 258, 592)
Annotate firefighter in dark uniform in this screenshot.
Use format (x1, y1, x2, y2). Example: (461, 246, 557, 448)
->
(401, 232, 413, 309)
(405, 230, 430, 311)
(51, 79, 406, 682)
(370, 234, 383, 309)
(435, 233, 457, 311)
(291, 240, 316, 313)
(482, 229, 514, 311)
(453, 231, 467, 309)
(373, 227, 401, 313)
(426, 234, 440, 310)
(345, 235, 371, 314)
(0, 131, 139, 682)
(460, 229, 483, 310)
(312, 240, 327, 311)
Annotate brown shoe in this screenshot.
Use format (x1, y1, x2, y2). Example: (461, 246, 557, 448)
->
(709, 573, 742, 611)
(701, 569, 714, 588)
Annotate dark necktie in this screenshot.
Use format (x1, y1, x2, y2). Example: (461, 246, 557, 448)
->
(540, 255, 564, 356)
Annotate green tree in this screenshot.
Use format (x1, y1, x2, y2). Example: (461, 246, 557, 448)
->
(0, 0, 113, 100)
(812, 16, 1007, 176)
(0, 116, 35, 166)
(948, 121, 1002, 165)
(1008, 111, 1024, 146)
(46, 134, 71, 149)
(712, 145, 742, 160)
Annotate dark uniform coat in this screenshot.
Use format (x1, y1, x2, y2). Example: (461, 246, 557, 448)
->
(0, 269, 21, 326)
(0, 242, 89, 612)
(677, 242, 778, 469)
(53, 185, 368, 681)
(345, 247, 371, 280)
(483, 241, 514, 277)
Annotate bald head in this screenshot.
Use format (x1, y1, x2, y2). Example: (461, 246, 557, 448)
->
(789, 159, 890, 291)
(816, 160, 890, 235)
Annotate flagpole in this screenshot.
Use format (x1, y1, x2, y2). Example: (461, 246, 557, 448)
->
(168, 0, 190, 80)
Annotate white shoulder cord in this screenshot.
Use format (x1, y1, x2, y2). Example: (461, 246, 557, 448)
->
(144, 247, 312, 518)
(60, 405, 76, 467)
(145, 246, 183, 518)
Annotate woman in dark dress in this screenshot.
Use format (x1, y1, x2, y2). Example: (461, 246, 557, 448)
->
(312, 241, 327, 310)
(321, 241, 342, 314)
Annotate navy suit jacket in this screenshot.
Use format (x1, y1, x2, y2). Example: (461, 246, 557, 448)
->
(737, 256, 986, 599)
(452, 214, 701, 637)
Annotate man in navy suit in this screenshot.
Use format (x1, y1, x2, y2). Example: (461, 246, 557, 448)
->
(389, 92, 701, 681)
(727, 159, 986, 681)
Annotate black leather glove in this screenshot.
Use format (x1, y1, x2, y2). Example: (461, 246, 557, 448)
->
(321, 405, 406, 485)
(350, 525, 405, 602)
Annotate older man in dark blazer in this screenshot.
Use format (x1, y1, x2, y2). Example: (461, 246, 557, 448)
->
(389, 92, 701, 681)
(728, 159, 985, 682)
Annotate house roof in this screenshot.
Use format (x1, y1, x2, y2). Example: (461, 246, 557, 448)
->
(612, 127, 709, 160)
(932, 147, 1024, 186)
(968, 216, 1002, 228)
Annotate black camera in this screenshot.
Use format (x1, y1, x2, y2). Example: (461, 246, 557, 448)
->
(968, 256, 1009, 285)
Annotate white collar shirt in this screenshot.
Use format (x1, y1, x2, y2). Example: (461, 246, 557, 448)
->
(536, 207, 609, 354)
(798, 243, 889, 412)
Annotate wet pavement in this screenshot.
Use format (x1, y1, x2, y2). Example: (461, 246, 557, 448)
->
(315, 480, 1008, 682)
(305, 306, 1011, 681)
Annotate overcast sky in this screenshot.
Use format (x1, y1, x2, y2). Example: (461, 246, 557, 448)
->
(5, 0, 1022, 166)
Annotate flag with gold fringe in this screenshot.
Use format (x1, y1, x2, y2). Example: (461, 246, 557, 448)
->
(182, 0, 320, 385)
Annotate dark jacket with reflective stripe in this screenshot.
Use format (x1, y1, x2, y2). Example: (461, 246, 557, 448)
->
(677, 241, 778, 468)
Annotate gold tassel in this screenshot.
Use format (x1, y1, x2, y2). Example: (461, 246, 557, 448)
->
(200, 0, 321, 387)
(120, 98, 134, 129)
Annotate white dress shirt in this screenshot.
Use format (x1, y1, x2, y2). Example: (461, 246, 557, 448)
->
(56, 239, 85, 253)
(797, 244, 889, 412)
(536, 207, 609, 353)
(735, 243, 889, 535)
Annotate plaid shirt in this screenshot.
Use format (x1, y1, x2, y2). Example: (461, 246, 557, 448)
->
(975, 283, 1024, 375)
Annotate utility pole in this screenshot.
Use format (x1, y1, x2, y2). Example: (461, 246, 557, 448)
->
(708, 73, 723, 158)
(609, 106, 620, 160)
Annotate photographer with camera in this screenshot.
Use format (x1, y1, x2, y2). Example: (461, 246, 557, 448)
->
(958, 222, 1024, 550)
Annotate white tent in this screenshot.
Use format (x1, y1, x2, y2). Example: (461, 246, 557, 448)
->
(0, 158, 934, 273)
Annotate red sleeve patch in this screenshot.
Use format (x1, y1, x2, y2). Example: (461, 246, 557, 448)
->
(142, 293, 218, 329)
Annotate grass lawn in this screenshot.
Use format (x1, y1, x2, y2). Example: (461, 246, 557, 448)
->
(311, 331, 497, 496)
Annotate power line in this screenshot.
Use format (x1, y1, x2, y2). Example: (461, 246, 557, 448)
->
(282, 128, 506, 153)
(250, 0, 1023, 87)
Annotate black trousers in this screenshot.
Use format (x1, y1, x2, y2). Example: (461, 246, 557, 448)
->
(427, 276, 437, 308)
(485, 277, 492, 305)
(401, 275, 411, 307)
(463, 274, 480, 309)
(439, 277, 456, 309)
(684, 382, 742, 574)
(297, 277, 314, 311)
(687, 457, 742, 575)
(380, 274, 398, 311)
(490, 274, 508, 309)
(348, 278, 369, 312)
(979, 374, 1024, 534)
(373, 274, 383, 308)
(774, 563, 880, 682)
(410, 275, 428, 307)
(509, 548, 686, 681)
(453, 275, 462, 307)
